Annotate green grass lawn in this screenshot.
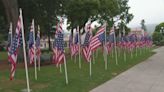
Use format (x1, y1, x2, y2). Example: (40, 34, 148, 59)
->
(0, 51, 8, 61)
(0, 48, 154, 92)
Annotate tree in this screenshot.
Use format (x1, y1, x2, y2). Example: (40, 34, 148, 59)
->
(93, 0, 133, 34)
(154, 22, 164, 34)
(1, 0, 18, 30)
(152, 32, 163, 45)
(153, 22, 164, 46)
(18, 0, 65, 50)
(64, 0, 133, 35)
(64, 0, 99, 34)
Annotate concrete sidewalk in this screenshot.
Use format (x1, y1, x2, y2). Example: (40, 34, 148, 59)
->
(90, 47, 164, 92)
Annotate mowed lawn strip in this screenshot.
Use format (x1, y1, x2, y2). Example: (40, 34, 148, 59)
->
(0, 48, 154, 92)
(0, 51, 8, 61)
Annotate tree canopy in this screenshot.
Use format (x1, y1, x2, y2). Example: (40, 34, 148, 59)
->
(152, 22, 164, 46)
(0, 0, 133, 41)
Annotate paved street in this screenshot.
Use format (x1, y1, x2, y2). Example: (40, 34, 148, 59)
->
(91, 47, 164, 92)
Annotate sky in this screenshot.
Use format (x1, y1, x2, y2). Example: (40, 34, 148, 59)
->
(128, 0, 164, 27)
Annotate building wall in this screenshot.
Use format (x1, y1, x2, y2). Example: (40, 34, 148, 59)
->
(40, 37, 69, 49)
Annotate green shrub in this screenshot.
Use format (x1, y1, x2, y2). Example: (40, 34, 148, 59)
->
(152, 32, 164, 46)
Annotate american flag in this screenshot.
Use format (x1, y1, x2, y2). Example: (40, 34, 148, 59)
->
(8, 17, 22, 80)
(105, 28, 115, 54)
(69, 34, 74, 56)
(71, 30, 79, 56)
(127, 34, 137, 51)
(52, 21, 65, 66)
(117, 37, 122, 48)
(90, 25, 105, 51)
(105, 42, 112, 54)
(82, 31, 92, 62)
(28, 21, 35, 64)
(36, 30, 41, 59)
(139, 35, 145, 48)
(81, 23, 92, 62)
(7, 24, 12, 61)
(144, 35, 152, 48)
(122, 36, 128, 49)
(108, 28, 115, 50)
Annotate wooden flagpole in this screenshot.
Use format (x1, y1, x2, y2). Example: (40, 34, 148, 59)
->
(112, 47, 114, 58)
(104, 23, 107, 70)
(20, 8, 30, 92)
(113, 27, 118, 65)
(123, 27, 126, 62)
(32, 19, 38, 80)
(136, 45, 138, 57)
(37, 25, 41, 71)
(92, 52, 95, 64)
(131, 48, 133, 59)
(59, 64, 62, 73)
(89, 59, 92, 77)
(64, 55, 68, 84)
(74, 54, 77, 63)
(10, 22, 13, 44)
(78, 26, 81, 69)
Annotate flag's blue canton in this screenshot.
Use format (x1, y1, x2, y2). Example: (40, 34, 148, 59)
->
(140, 36, 144, 41)
(74, 33, 79, 44)
(123, 36, 128, 42)
(83, 32, 90, 47)
(19, 32, 22, 46)
(56, 32, 64, 52)
(9, 33, 20, 54)
(109, 33, 114, 43)
(36, 35, 40, 47)
(129, 35, 135, 42)
(98, 32, 105, 43)
(29, 31, 34, 48)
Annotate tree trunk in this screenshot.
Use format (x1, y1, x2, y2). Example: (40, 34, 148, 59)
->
(48, 30, 51, 51)
(1, 0, 18, 31)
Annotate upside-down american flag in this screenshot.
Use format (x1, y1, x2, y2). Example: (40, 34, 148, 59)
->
(90, 25, 105, 51)
(52, 21, 65, 66)
(8, 17, 22, 80)
(28, 20, 35, 64)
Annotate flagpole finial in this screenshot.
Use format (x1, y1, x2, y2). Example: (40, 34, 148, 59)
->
(9, 22, 12, 33)
(19, 8, 22, 14)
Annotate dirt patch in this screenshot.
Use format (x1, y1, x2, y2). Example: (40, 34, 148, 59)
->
(33, 83, 49, 89)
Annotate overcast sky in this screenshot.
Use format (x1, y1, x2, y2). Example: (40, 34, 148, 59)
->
(128, 0, 164, 27)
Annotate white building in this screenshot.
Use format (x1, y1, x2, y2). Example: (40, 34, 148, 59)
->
(40, 34, 70, 49)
